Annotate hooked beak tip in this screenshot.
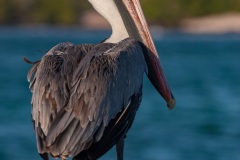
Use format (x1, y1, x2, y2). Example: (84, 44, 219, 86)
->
(167, 94, 176, 110)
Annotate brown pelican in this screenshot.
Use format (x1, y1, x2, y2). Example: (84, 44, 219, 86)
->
(25, 0, 176, 159)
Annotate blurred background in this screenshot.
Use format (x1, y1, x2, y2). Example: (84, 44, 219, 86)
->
(1, 0, 240, 31)
(0, 0, 240, 160)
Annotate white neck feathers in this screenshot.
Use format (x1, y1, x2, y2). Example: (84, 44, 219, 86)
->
(88, 0, 129, 43)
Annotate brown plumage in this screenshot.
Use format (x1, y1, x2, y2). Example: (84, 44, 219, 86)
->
(25, 0, 176, 159)
(26, 38, 146, 160)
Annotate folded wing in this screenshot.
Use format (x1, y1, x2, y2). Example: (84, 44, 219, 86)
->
(28, 38, 145, 158)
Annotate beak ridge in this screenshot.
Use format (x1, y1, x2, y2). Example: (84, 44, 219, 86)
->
(121, 0, 176, 109)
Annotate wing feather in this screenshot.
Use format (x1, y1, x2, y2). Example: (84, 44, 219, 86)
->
(28, 38, 146, 158)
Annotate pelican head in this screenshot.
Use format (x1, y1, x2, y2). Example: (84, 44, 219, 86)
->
(89, 0, 176, 109)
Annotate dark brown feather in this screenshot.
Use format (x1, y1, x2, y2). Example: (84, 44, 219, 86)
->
(27, 38, 146, 159)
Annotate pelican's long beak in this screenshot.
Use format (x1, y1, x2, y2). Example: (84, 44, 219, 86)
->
(117, 0, 176, 109)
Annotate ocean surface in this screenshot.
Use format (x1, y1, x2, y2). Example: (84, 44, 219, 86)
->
(0, 27, 239, 160)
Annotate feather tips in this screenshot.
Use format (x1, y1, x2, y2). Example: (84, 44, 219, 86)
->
(27, 38, 145, 158)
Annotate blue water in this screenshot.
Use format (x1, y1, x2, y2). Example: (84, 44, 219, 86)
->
(0, 27, 239, 160)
